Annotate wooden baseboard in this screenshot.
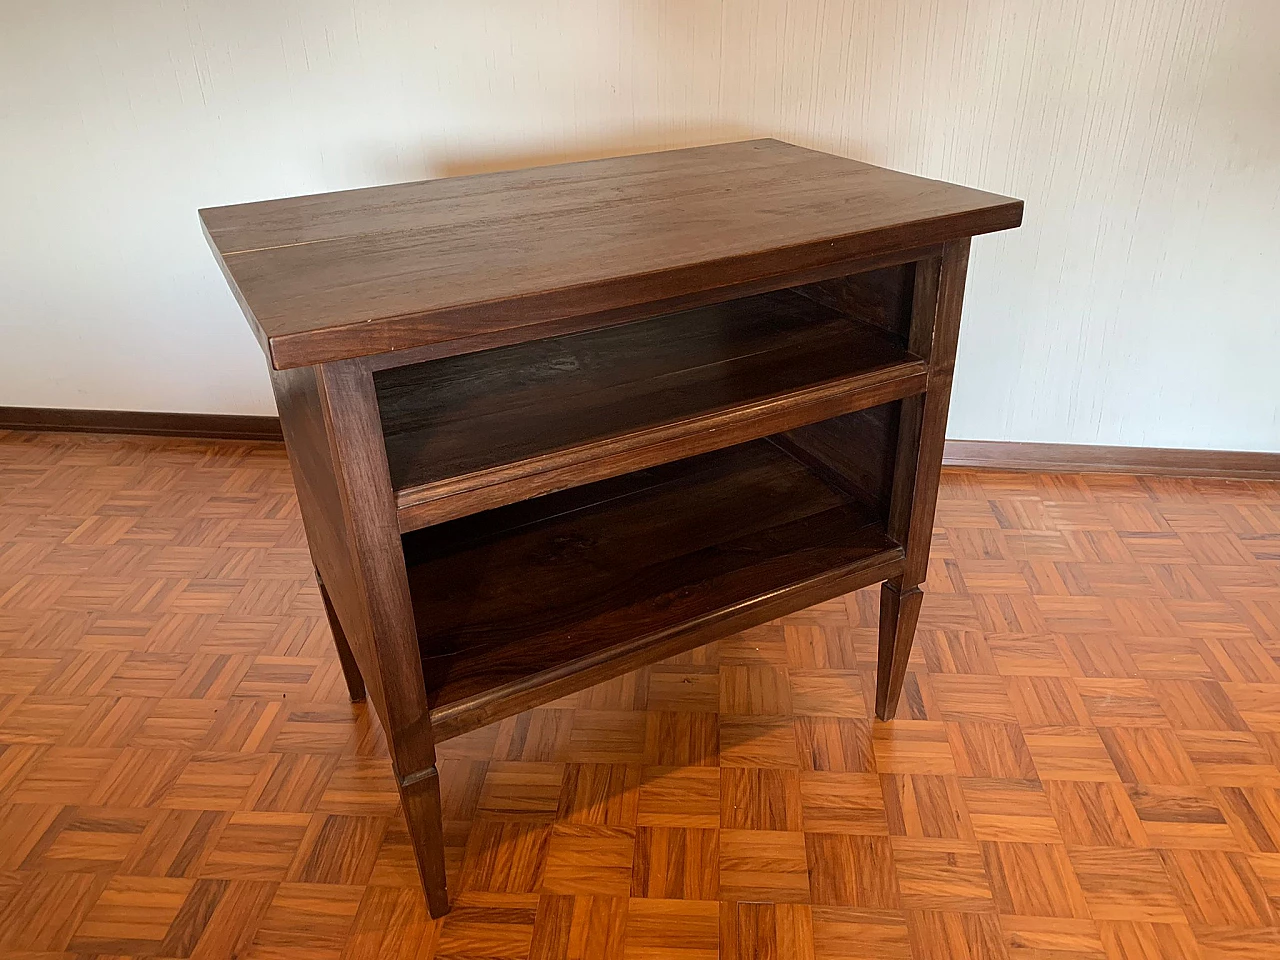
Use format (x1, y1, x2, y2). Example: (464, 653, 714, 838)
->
(943, 439, 1280, 481)
(3, 407, 1276, 481)
(0, 406, 283, 442)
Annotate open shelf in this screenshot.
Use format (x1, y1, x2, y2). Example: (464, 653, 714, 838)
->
(376, 289, 926, 531)
(403, 437, 904, 741)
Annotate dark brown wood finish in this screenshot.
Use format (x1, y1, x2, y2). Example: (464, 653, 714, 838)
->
(360, 244, 946, 375)
(200, 139, 1021, 369)
(875, 579, 924, 719)
(0, 405, 283, 440)
(270, 361, 449, 915)
(772, 402, 903, 511)
(316, 568, 366, 703)
(377, 290, 926, 530)
(202, 140, 1022, 916)
(941, 439, 1280, 479)
(876, 241, 971, 719)
(403, 440, 903, 741)
(792, 260, 917, 343)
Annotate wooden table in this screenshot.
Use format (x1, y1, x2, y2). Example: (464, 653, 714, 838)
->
(201, 139, 1023, 916)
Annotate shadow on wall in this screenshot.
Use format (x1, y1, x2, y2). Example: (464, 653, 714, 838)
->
(363, 125, 762, 185)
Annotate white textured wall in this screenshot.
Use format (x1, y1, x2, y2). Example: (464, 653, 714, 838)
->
(2, 1, 1277, 450)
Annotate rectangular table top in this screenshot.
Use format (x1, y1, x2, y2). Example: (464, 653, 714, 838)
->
(200, 139, 1022, 370)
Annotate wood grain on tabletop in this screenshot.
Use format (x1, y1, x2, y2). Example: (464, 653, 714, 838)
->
(199, 138, 1022, 369)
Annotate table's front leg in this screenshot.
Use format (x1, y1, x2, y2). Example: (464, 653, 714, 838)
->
(876, 239, 971, 720)
(273, 357, 451, 916)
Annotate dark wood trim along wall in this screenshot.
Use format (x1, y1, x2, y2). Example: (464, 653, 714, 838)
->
(0, 406, 283, 442)
(943, 439, 1280, 481)
(2, 407, 1277, 481)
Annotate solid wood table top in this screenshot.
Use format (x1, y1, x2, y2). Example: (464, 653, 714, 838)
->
(200, 139, 1022, 369)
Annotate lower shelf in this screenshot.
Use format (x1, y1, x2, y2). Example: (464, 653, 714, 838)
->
(403, 438, 904, 741)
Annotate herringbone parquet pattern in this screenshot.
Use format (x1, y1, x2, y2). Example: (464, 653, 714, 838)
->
(2, 430, 1279, 959)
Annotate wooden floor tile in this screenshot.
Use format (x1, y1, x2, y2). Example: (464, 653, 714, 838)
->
(1000, 915, 1107, 960)
(643, 711, 719, 767)
(1099, 921, 1205, 960)
(530, 894, 627, 960)
(1159, 849, 1278, 927)
(636, 767, 720, 829)
(890, 837, 995, 912)
(557, 763, 640, 827)
(799, 771, 889, 835)
(341, 885, 439, 960)
(566, 711, 647, 764)
(622, 897, 718, 959)
(0, 870, 106, 952)
(1067, 846, 1184, 922)
(720, 665, 791, 717)
(3, 433, 1280, 957)
(1188, 927, 1280, 960)
(1126, 784, 1239, 850)
(931, 674, 1018, 723)
(731, 901, 815, 960)
(981, 842, 1091, 920)
(881, 773, 974, 839)
(65, 874, 194, 954)
(948, 721, 1040, 779)
(788, 671, 866, 719)
(184, 878, 278, 960)
(200, 811, 308, 880)
(872, 721, 957, 775)
(809, 907, 911, 960)
(541, 823, 634, 897)
(1099, 727, 1202, 785)
(718, 716, 799, 768)
(242, 881, 363, 960)
(720, 767, 802, 831)
(1045, 780, 1149, 847)
(475, 762, 563, 821)
(1024, 727, 1125, 782)
(805, 834, 899, 908)
(719, 829, 810, 903)
(630, 826, 718, 900)
(794, 717, 875, 773)
(435, 892, 537, 960)
(962, 777, 1063, 843)
(458, 821, 551, 895)
(1216, 787, 1280, 853)
(906, 910, 1008, 960)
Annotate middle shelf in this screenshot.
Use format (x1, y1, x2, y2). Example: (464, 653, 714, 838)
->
(404, 437, 905, 741)
(376, 288, 926, 531)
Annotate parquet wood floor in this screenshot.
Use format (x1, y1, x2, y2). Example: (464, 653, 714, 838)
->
(1, 430, 1279, 959)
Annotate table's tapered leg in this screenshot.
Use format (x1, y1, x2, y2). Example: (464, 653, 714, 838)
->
(316, 568, 366, 702)
(274, 359, 451, 916)
(401, 766, 451, 917)
(876, 240, 971, 720)
(875, 578, 923, 719)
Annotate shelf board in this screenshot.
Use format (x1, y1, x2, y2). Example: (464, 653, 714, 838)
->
(378, 289, 926, 531)
(403, 439, 904, 741)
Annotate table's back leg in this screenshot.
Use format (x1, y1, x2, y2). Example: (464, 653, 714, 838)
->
(876, 239, 971, 720)
(316, 567, 366, 702)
